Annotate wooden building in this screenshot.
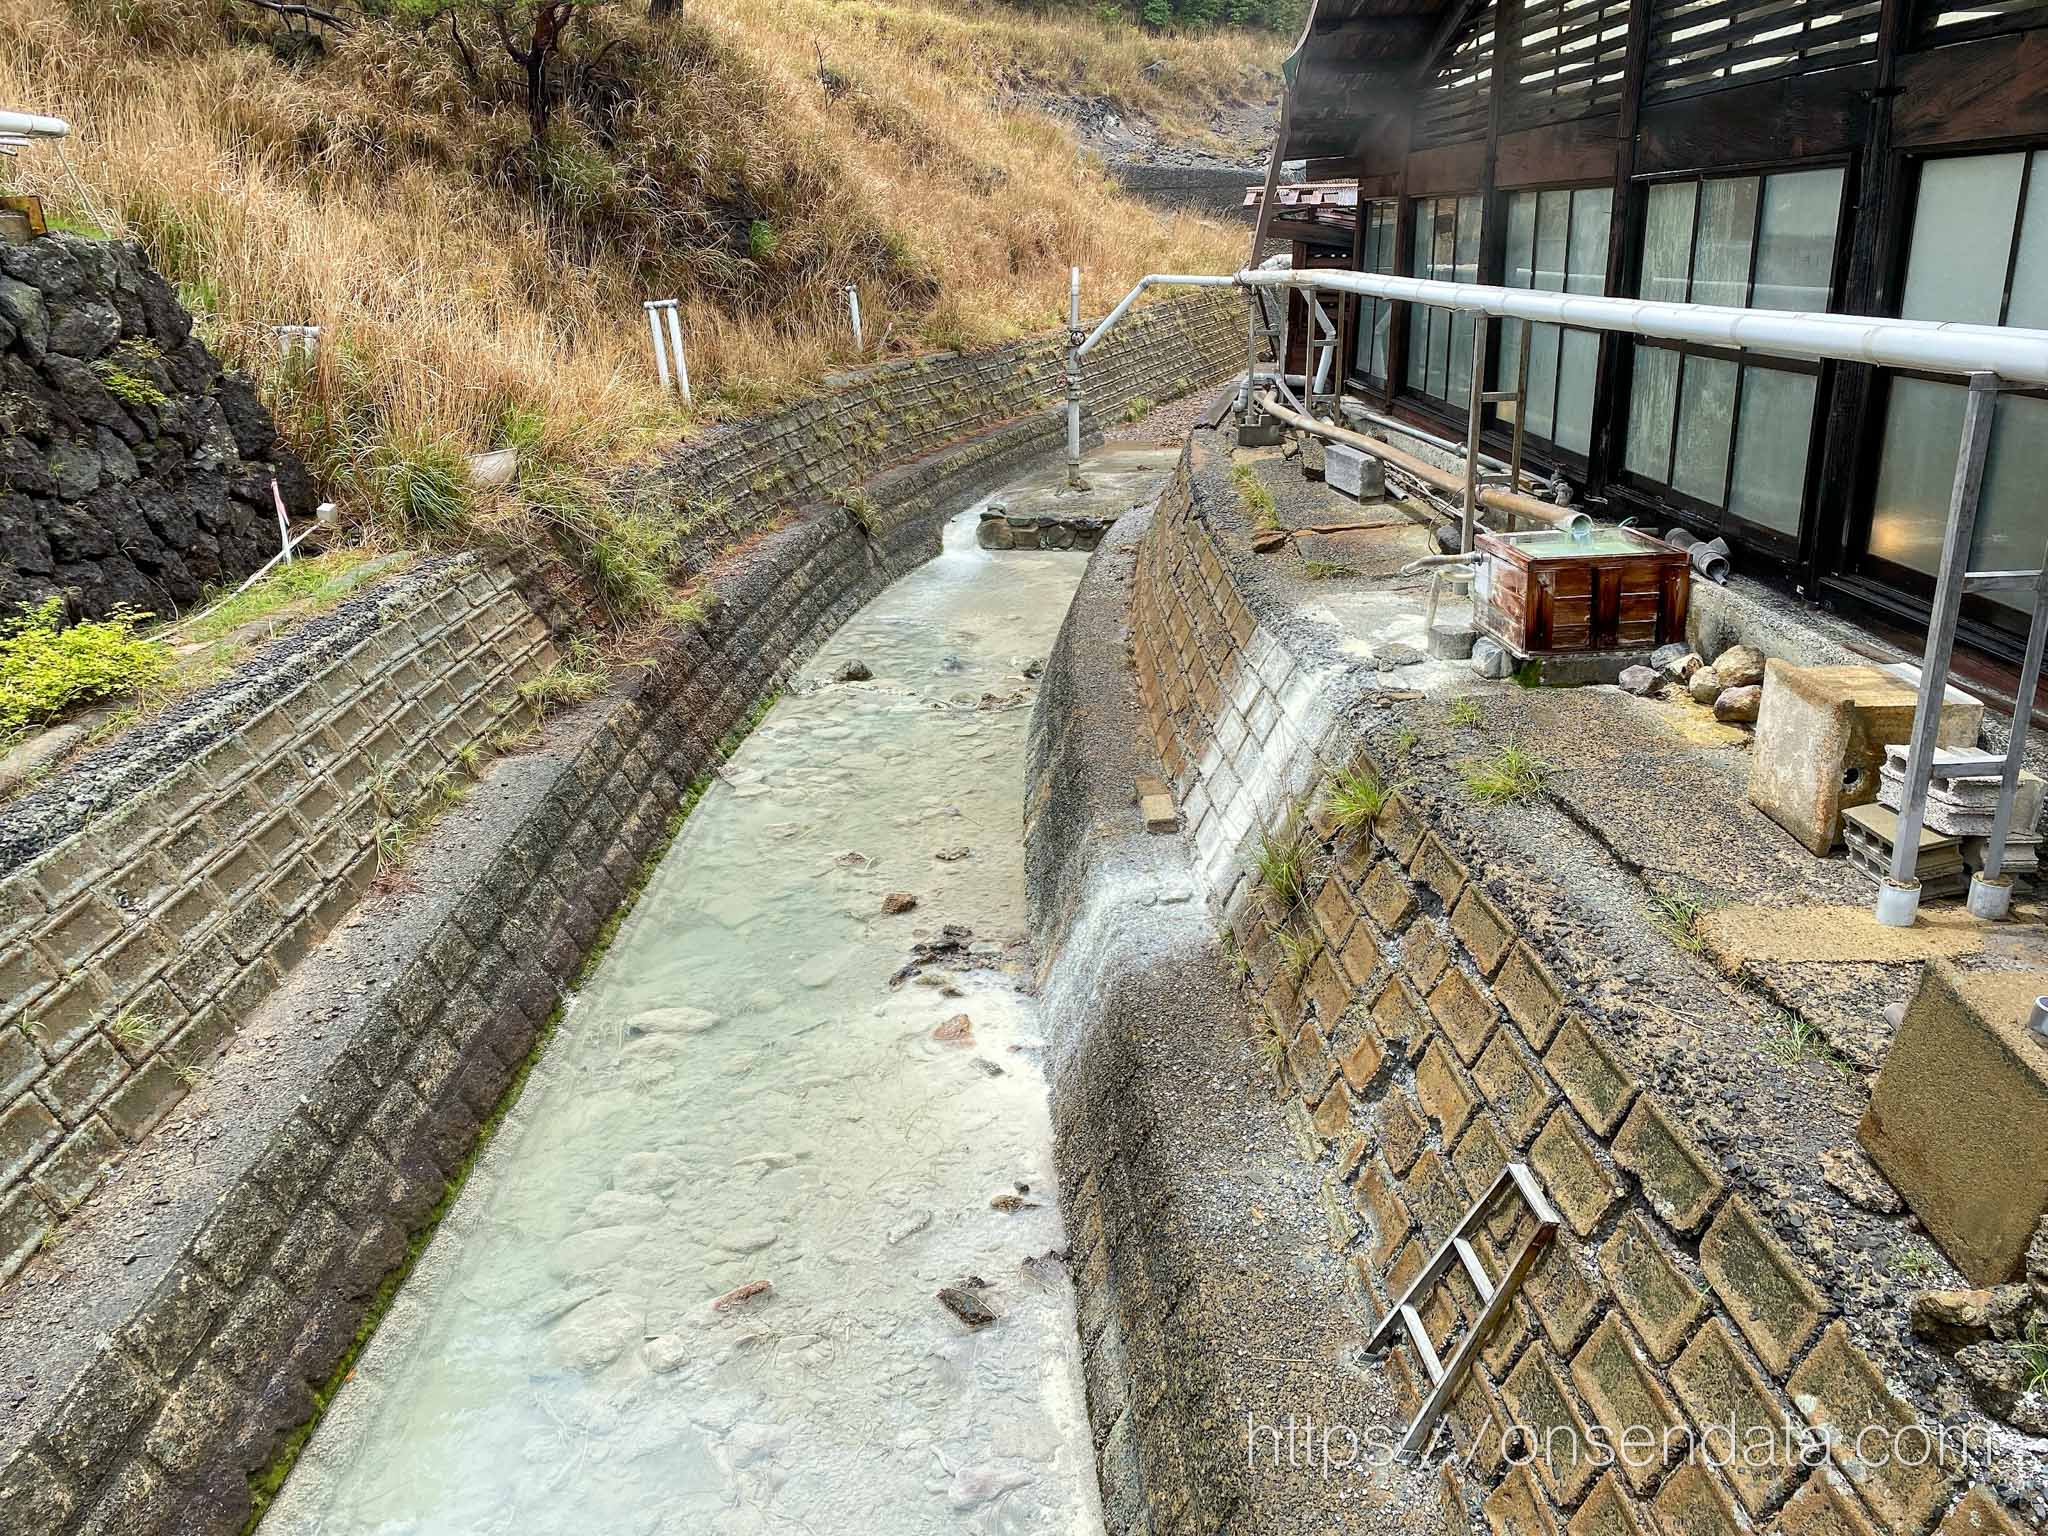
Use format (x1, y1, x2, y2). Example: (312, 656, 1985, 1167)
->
(1277, 0, 2048, 664)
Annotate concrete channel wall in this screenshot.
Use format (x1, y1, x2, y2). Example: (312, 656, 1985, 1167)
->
(0, 289, 1248, 1536)
(1039, 433, 2027, 1536)
(0, 285, 1248, 1288)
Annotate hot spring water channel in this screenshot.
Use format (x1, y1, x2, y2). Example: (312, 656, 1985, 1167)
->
(268, 490, 1112, 1534)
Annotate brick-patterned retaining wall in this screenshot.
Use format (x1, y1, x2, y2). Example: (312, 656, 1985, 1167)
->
(1105, 439, 2027, 1536)
(0, 281, 1250, 1531)
(0, 561, 554, 1279)
(0, 285, 1250, 1288)
(634, 287, 1246, 577)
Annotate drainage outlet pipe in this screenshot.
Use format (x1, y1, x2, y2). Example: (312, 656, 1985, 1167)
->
(1663, 528, 1731, 583)
(1254, 390, 1593, 539)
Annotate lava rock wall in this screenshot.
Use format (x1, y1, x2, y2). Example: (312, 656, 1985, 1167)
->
(0, 232, 315, 623)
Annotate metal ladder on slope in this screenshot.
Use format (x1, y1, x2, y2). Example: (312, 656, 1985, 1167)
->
(1367, 1161, 1561, 1459)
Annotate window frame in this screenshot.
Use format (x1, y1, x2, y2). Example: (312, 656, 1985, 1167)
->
(1493, 180, 1616, 475)
(1401, 192, 1486, 411)
(1612, 158, 1855, 561)
(1842, 142, 2048, 640)
(1345, 198, 1405, 390)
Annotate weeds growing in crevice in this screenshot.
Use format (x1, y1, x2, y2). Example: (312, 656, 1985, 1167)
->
(1762, 1009, 1848, 1073)
(1460, 744, 1552, 804)
(1650, 889, 1707, 954)
(1231, 463, 1278, 531)
(1445, 696, 1484, 727)
(1273, 926, 1315, 984)
(1254, 819, 1309, 918)
(1327, 762, 1388, 835)
(1301, 558, 1357, 581)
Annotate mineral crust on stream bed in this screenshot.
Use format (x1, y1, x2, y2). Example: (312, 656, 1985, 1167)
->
(264, 497, 1108, 1535)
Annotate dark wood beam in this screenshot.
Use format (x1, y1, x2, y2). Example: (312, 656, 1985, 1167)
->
(1584, 0, 1653, 502)
(1809, 0, 1914, 594)
(1413, 0, 1495, 84)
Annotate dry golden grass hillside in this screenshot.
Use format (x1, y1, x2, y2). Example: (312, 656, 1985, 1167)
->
(0, 0, 1280, 560)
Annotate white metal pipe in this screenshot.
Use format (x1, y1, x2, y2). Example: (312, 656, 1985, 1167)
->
(1066, 266, 1084, 488)
(1076, 274, 1238, 357)
(664, 303, 691, 406)
(644, 302, 672, 394)
(1238, 268, 2048, 387)
(845, 284, 863, 352)
(0, 110, 68, 139)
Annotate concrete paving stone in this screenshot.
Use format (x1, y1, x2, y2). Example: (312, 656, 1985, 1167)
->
(1311, 1078, 1356, 1144)
(26, 831, 111, 912)
(1600, 1211, 1709, 1364)
(1311, 874, 1355, 949)
(1570, 1314, 1687, 1494)
(1417, 1035, 1480, 1146)
(1544, 1015, 1640, 1139)
(1612, 1096, 1726, 1236)
(1502, 1345, 1603, 1505)
(95, 921, 168, 1004)
(1700, 1197, 1829, 1378)
(1567, 1473, 1656, 1536)
(207, 1272, 302, 1388)
(1474, 1025, 1561, 1149)
(4, 943, 61, 1040)
(1452, 885, 1516, 977)
(1497, 941, 1567, 1049)
(1669, 1317, 1803, 1516)
(1306, 951, 1351, 1030)
(1429, 965, 1501, 1066)
(0, 1025, 39, 1102)
(1787, 1322, 1958, 1534)
(1651, 1458, 1748, 1536)
(1413, 832, 1471, 907)
(1530, 1107, 1626, 1238)
(1486, 1462, 1562, 1536)
(30, 1113, 121, 1210)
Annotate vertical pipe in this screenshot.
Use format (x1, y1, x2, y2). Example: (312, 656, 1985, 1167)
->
(1510, 321, 1532, 497)
(1981, 559, 2048, 885)
(847, 285, 863, 352)
(1066, 266, 1086, 490)
(1462, 317, 1488, 553)
(1881, 371, 2000, 925)
(664, 303, 691, 407)
(645, 302, 672, 394)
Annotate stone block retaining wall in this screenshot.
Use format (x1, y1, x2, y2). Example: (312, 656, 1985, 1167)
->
(0, 292, 1250, 1534)
(631, 287, 1247, 577)
(0, 560, 554, 1281)
(1110, 440, 2022, 1536)
(0, 285, 1248, 1287)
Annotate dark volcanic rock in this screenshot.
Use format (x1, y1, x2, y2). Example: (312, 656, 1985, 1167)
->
(0, 231, 314, 624)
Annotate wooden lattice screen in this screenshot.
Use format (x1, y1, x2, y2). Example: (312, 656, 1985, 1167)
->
(1644, 0, 1881, 104)
(1507, 0, 1633, 129)
(1412, 12, 1498, 147)
(1914, 0, 2048, 45)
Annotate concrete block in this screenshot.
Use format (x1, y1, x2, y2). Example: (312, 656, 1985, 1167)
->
(1501, 1347, 1602, 1504)
(1530, 1107, 1625, 1237)
(1860, 958, 2048, 1284)
(1600, 1212, 1707, 1364)
(1570, 1315, 1685, 1493)
(1453, 1112, 1513, 1201)
(1474, 1025, 1559, 1148)
(1485, 1462, 1560, 1536)
(1788, 1322, 1958, 1532)
(1670, 1318, 1802, 1514)
(1416, 1036, 1478, 1145)
(1775, 1469, 1884, 1536)
(1612, 1095, 1725, 1235)
(1544, 1014, 1639, 1138)
(1451, 886, 1515, 976)
(1567, 1474, 1655, 1536)
(1498, 941, 1567, 1048)
(1700, 1195, 1827, 1376)
(1650, 1459, 1747, 1536)
(1748, 661, 1983, 856)
(1325, 442, 1386, 501)
(1428, 966, 1501, 1065)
